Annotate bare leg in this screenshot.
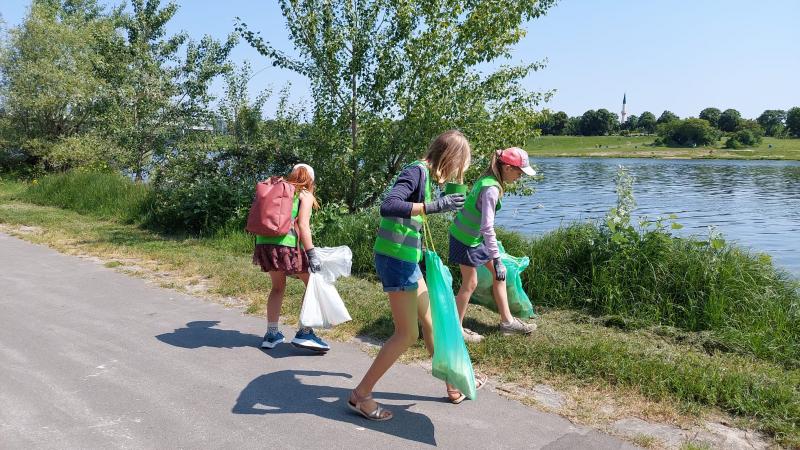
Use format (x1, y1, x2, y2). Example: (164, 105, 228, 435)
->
(416, 278, 434, 355)
(485, 261, 514, 323)
(455, 265, 478, 324)
(353, 289, 419, 413)
(267, 271, 287, 323)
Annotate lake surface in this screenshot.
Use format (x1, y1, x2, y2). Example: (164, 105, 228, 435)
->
(495, 157, 800, 275)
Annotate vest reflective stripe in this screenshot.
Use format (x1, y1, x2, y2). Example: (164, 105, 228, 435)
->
(449, 176, 502, 247)
(255, 196, 300, 247)
(373, 161, 432, 263)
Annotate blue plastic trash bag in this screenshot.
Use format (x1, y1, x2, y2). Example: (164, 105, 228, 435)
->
(425, 249, 477, 400)
(469, 242, 535, 319)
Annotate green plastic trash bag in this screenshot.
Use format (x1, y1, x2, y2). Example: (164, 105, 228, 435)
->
(469, 241, 535, 319)
(423, 219, 477, 400)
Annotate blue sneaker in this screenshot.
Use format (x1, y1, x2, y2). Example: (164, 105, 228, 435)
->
(261, 330, 285, 349)
(291, 329, 330, 352)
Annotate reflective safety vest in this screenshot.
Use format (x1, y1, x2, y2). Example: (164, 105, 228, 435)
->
(449, 176, 502, 247)
(373, 161, 432, 263)
(256, 196, 300, 247)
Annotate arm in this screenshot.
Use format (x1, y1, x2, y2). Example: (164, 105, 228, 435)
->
(379, 166, 425, 218)
(296, 191, 314, 250)
(479, 187, 501, 260)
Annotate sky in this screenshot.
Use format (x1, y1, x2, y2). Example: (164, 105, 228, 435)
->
(2, 0, 799, 119)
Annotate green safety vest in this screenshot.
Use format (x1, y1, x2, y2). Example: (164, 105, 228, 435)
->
(449, 176, 502, 247)
(373, 161, 433, 263)
(255, 196, 300, 247)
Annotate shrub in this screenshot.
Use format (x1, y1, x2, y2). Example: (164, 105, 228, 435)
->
(656, 118, 720, 146)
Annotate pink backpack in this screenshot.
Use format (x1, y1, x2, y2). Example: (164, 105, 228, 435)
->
(245, 177, 296, 236)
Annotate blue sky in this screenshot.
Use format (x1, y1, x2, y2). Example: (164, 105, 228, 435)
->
(2, 1, 799, 119)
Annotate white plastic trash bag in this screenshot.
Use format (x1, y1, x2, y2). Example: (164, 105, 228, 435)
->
(313, 246, 353, 283)
(299, 246, 353, 328)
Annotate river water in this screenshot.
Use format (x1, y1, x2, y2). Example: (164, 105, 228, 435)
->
(495, 157, 800, 275)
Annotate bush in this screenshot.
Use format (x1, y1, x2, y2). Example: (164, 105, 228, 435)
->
(146, 150, 254, 235)
(656, 118, 720, 146)
(725, 128, 763, 149)
(45, 134, 123, 172)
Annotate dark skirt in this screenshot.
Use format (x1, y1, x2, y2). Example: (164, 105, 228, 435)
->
(252, 244, 309, 275)
(448, 234, 492, 267)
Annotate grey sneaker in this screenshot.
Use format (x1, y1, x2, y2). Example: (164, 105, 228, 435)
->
(462, 327, 484, 343)
(499, 318, 537, 336)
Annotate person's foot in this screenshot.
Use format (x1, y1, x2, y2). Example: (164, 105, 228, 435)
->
(261, 330, 285, 349)
(291, 328, 330, 352)
(499, 318, 537, 335)
(348, 390, 393, 421)
(462, 327, 484, 343)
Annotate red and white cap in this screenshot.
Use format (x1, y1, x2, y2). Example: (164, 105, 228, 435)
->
(497, 147, 536, 176)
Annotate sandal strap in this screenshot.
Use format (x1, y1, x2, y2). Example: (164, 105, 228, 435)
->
(366, 405, 389, 420)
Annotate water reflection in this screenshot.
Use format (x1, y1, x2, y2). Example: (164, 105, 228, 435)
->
(497, 158, 800, 275)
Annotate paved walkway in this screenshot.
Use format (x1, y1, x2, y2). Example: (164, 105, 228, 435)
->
(0, 232, 638, 449)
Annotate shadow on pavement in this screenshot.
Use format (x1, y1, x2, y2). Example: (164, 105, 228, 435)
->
(233, 370, 438, 446)
(155, 321, 325, 358)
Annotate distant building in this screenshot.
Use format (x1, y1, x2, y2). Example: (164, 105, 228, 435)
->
(620, 93, 627, 124)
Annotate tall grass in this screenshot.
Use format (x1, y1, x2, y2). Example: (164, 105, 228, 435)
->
(20, 171, 152, 223)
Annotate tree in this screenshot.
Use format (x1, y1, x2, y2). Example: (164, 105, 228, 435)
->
(657, 110, 679, 125)
(718, 108, 741, 132)
(110, 0, 236, 181)
(237, 0, 556, 209)
(638, 111, 657, 134)
(623, 114, 638, 132)
(657, 118, 720, 146)
(579, 109, 617, 136)
(787, 107, 800, 137)
(757, 109, 787, 137)
(0, 0, 120, 169)
(564, 116, 581, 135)
(699, 107, 721, 128)
(541, 110, 568, 135)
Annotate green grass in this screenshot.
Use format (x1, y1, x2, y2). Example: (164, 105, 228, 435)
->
(2, 175, 799, 447)
(526, 136, 800, 160)
(20, 171, 153, 223)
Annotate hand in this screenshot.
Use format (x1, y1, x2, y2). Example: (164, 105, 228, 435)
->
(424, 193, 465, 214)
(493, 258, 506, 281)
(306, 248, 321, 273)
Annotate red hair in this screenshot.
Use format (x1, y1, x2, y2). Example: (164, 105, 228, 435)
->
(286, 165, 319, 209)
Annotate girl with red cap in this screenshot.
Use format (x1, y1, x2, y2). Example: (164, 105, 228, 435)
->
(448, 147, 538, 343)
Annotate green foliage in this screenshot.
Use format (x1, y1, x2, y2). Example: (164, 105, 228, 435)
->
(537, 110, 569, 135)
(622, 114, 638, 132)
(786, 107, 800, 138)
(45, 134, 123, 172)
(146, 146, 254, 235)
(638, 111, 657, 134)
(699, 107, 721, 128)
(579, 109, 618, 136)
(237, 0, 555, 210)
(20, 171, 151, 222)
(718, 108, 742, 132)
(657, 110, 679, 125)
(109, 0, 237, 181)
(0, 0, 120, 169)
(757, 109, 786, 137)
(656, 118, 720, 146)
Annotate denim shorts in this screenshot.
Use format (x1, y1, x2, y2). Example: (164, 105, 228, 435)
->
(374, 253, 423, 292)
